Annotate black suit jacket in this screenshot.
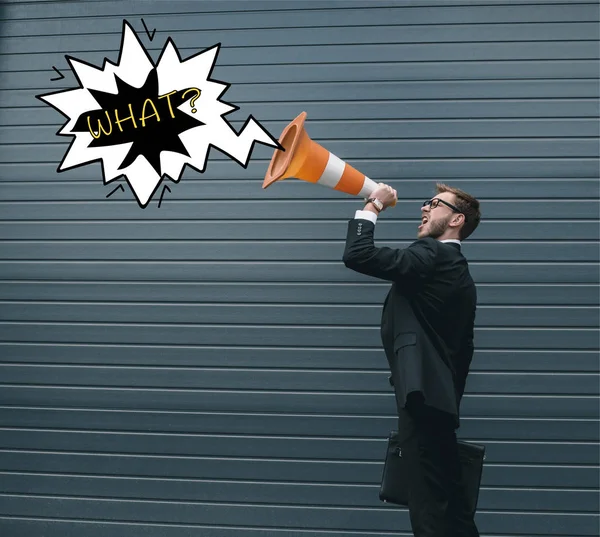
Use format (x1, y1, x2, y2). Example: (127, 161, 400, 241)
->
(343, 218, 477, 428)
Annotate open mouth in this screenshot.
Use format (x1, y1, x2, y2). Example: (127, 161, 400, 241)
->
(419, 217, 429, 229)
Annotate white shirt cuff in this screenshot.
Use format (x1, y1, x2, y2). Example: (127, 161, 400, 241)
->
(354, 210, 378, 224)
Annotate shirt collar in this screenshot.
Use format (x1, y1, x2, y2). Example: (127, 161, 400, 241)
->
(440, 239, 461, 245)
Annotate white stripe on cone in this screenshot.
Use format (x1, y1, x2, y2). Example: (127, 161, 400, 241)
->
(358, 177, 378, 198)
(317, 152, 346, 189)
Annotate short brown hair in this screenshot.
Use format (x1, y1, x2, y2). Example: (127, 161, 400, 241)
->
(436, 183, 481, 240)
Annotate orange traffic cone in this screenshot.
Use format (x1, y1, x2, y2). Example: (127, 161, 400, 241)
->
(263, 112, 385, 201)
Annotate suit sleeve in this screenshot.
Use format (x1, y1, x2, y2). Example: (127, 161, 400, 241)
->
(342, 218, 437, 284)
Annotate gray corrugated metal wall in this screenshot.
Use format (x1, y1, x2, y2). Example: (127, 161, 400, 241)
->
(0, 0, 598, 535)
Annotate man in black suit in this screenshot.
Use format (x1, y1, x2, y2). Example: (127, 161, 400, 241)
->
(343, 183, 482, 537)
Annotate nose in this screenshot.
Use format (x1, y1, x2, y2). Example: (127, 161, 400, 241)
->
(421, 204, 430, 214)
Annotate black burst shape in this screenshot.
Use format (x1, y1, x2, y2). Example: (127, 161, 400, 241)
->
(71, 68, 203, 176)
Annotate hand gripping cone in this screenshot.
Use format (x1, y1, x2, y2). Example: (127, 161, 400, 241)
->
(263, 111, 392, 203)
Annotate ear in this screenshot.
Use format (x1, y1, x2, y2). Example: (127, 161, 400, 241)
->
(449, 213, 465, 228)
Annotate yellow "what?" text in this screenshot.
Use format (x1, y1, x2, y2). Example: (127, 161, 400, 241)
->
(87, 89, 201, 138)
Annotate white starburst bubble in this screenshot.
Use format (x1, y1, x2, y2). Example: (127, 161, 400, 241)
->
(37, 20, 282, 208)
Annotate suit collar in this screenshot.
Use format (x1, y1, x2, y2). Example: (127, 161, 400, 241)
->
(440, 239, 461, 251)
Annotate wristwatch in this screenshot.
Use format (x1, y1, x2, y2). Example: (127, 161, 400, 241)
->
(366, 198, 384, 213)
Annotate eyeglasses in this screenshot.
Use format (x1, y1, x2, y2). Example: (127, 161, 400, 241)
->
(422, 198, 466, 219)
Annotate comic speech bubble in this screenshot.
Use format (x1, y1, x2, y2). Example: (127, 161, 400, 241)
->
(37, 20, 283, 208)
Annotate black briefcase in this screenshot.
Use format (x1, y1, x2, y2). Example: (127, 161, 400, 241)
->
(380, 430, 485, 513)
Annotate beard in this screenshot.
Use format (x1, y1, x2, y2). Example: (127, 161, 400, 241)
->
(419, 214, 452, 239)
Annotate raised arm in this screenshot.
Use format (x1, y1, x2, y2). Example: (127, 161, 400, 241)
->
(343, 219, 438, 284)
